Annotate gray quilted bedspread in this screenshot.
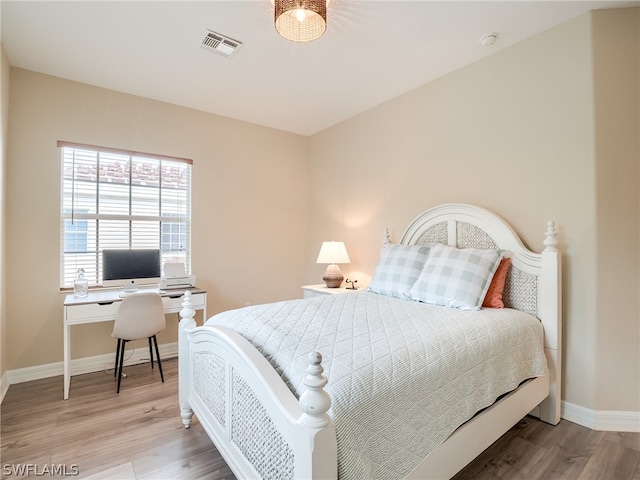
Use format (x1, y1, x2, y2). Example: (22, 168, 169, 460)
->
(206, 291, 547, 479)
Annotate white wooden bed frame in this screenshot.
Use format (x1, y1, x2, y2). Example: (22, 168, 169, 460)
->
(178, 203, 562, 479)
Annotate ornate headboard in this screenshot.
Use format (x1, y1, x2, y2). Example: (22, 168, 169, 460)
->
(387, 203, 562, 423)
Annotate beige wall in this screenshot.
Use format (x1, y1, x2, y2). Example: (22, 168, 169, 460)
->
(592, 8, 640, 412)
(308, 9, 639, 413)
(1, 45, 9, 381)
(6, 70, 309, 368)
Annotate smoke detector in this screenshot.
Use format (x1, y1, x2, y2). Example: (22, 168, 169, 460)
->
(480, 33, 498, 47)
(200, 30, 242, 58)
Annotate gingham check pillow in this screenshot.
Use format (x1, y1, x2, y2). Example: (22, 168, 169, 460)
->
(367, 244, 431, 299)
(409, 244, 502, 310)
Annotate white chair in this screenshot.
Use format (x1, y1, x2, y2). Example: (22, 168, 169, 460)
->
(112, 292, 166, 393)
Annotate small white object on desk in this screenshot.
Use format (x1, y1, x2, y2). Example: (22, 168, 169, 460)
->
(302, 284, 359, 299)
(161, 262, 196, 289)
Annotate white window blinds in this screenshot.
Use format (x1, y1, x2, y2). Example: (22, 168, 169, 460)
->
(59, 141, 192, 288)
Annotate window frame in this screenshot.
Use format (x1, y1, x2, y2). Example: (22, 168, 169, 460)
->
(59, 141, 193, 289)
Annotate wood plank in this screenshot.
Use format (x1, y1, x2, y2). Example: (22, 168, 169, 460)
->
(1, 358, 236, 480)
(453, 416, 640, 480)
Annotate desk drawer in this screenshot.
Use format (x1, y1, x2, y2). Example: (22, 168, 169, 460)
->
(162, 292, 206, 313)
(64, 291, 206, 324)
(65, 301, 120, 323)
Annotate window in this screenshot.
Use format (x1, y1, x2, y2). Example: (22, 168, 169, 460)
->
(59, 141, 192, 288)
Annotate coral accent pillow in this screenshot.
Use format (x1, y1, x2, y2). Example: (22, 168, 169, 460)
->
(482, 257, 511, 308)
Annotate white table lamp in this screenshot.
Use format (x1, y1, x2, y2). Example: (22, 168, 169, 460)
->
(316, 241, 350, 288)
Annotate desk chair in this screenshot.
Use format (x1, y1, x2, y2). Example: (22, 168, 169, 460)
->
(112, 292, 166, 393)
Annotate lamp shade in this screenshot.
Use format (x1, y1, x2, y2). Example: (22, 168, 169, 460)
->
(274, 0, 327, 43)
(316, 241, 350, 265)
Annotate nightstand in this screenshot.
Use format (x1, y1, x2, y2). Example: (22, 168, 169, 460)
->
(302, 284, 359, 299)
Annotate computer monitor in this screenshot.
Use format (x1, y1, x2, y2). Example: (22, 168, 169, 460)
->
(102, 249, 161, 289)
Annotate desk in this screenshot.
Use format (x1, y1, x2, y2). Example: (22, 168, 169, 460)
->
(63, 287, 206, 399)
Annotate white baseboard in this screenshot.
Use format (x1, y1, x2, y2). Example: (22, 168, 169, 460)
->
(1, 371, 9, 403)
(2, 342, 178, 399)
(562, 400, 640, 432)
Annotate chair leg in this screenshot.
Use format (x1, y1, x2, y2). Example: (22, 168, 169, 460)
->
(148, 337, 154, 370)
(114, 338, 121, 378)
(152, 335, 164, 383)
(116, 339, 127, 394)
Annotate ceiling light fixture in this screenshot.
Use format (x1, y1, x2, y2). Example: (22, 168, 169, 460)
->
(274, 0, 327, 43)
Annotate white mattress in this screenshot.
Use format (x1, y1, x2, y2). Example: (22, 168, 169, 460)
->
(206, 291, 548, 479)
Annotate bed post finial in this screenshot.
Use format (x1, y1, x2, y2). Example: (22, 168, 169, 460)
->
(543, 221, 559, 252)
(299, 352, 332, 429)
(383, 227, 391, 247)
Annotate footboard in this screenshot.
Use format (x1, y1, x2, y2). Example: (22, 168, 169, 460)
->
(178, 292, 337, 480)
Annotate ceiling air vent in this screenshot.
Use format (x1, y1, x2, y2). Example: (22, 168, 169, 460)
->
(200, 29, 242, 58)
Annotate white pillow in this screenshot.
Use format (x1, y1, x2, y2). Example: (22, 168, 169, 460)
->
(409, 244, 502, 310)
(367, 244, 431, 299)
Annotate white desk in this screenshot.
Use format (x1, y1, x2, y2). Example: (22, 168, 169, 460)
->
(63, 287, 206, 399)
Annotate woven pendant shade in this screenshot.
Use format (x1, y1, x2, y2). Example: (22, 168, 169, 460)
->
(275, 0, 327, 43)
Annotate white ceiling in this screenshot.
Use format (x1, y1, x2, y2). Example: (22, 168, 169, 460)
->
(2, 0, 638, 136)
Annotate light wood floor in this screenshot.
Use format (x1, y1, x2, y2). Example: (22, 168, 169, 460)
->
(2, 358, 639, 479)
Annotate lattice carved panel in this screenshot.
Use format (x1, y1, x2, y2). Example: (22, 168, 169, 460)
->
(193, 352, 226, 427)
(416, 222, 447, 245)
(503, 267, 538, 317)
(456, 221, 499, 249)
(231, 370, 295, 479)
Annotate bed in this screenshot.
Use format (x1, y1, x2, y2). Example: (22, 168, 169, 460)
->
(178, 203, 562, 479)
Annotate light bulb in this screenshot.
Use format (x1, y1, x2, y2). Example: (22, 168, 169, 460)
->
(295, 8, 306, 22)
